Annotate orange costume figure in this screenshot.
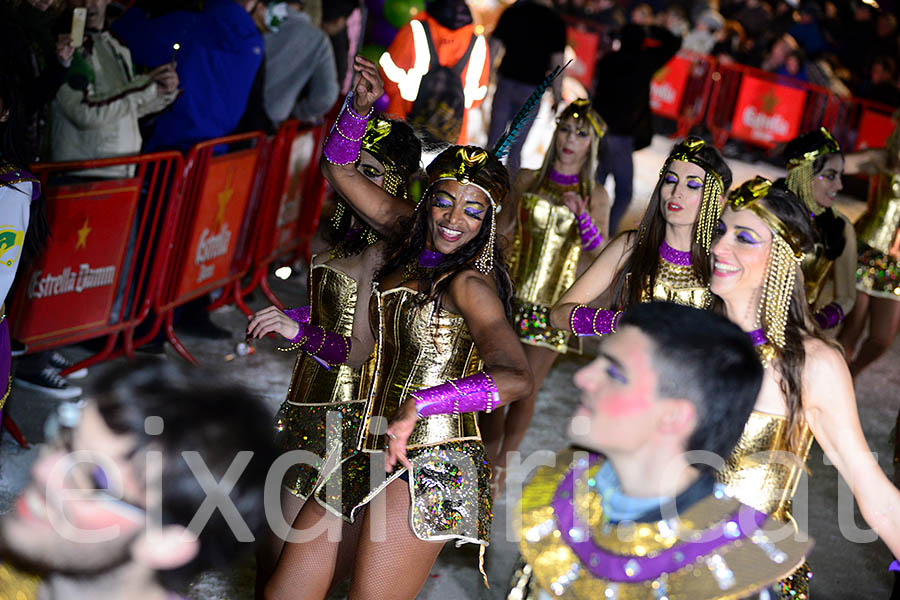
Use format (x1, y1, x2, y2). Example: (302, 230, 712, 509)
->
(379, 5, 489, 144)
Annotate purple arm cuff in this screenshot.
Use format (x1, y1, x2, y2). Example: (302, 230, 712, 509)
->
(569, 305, 621, 337)
(289, 322, 351, 366)
(890, 560, 900, 573)
(284, 306, 310, 325)
(413, 372, 500, 418)
(577, 214, 603, 251)
(323, 93, 372, 165)
(814, 302, 844, 330)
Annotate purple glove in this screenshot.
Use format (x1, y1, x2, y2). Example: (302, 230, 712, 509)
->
(289, 322, 350, 367)
(576, 213, 603, 251)
(323, 93, 372, 165)
(412, 372, 500, 418)
(814, 302, 844, 330)
(569, 305, 622, 336)
(284, 306, 310, 325)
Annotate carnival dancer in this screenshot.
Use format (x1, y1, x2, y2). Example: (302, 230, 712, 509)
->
(254, 55, 534, 600)
(712, 177, 900, 598)
(310, 115, 421, 258)
(508, 302, 811, 600)
(549, 137, 732, 336)
(837, 111, 900, 380)
(783, 127, 856, 330)
(248, 114, 422, 596)
(482, 99, 608, 489)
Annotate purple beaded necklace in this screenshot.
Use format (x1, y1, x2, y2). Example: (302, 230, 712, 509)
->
(747, 329, 767, 346)
(549, 168, 579, 187)
(418, 248, 445, 268)
(658, 240, 692, 266)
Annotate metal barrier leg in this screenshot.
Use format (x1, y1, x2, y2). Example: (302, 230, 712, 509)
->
(259, 266, 285, 310)
(164, 311, 198, 365)
(60, 333, 118, 377)
(2, 410, 29, 449)
(232, 280, 253, 317)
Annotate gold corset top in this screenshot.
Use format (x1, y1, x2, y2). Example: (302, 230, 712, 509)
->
(856, 173, 900, 254)
(718, 411, 814, 521)
(358, 286, 483, 451)
(801, 243, 832, 307)
(639, 254, 711, 309)
(285, 263, 360, 407)
(512, 183, 582, 307)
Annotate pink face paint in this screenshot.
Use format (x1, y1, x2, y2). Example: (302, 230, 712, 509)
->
(596, 347, 655, 417)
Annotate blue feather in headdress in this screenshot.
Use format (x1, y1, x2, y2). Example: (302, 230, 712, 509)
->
(490, 60, 571, 160)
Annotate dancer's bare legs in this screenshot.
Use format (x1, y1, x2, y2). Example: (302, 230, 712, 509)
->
(255, 488, 306, 599)
(847, 296, 900, 378)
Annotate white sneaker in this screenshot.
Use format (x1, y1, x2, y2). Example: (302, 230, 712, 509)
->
(49, 351, 88, 379)
(14, 367, 83, 399)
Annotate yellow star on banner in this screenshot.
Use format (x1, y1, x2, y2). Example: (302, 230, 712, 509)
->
(761, 89, 779, 114)
(216, 169, 235, 229)
(75, 218, 91, 250)
(653, 65, 669, 83)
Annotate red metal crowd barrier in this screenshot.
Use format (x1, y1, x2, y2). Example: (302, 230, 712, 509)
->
(9, 152, 184, 372)
(828, 96, 896, 153)
(650, 50, 716, 138)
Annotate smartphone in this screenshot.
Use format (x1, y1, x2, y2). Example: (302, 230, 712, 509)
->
(70, 7, 87, 48)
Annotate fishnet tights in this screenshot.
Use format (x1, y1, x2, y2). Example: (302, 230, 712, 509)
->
(263, 478, 445, 600)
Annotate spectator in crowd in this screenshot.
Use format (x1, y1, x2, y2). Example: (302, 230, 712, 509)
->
(261, 0, 340, 127)
(488, 0, 567, 176)
(0, 0, 74, 162)
(111, 0, 263, 152)
(788, 1, 829, 59)
(49, 0, 179, 176)
(591, 14, 681, 234)
(322, 0, 363, 97)
(840, 0, 878, 80)
(860, 56, 900, 107)
(0, 360, 278, 600)
(711, 19, 752, 65)
(682, 9, 723, 55)
(873, 12, 899, 66)
(760, 33, 800, 73)
(732, 0, 772, 41)
(379, 0, 490, 144)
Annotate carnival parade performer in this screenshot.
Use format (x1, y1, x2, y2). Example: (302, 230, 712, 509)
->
(254, 55, 533, 600)
(712, 177, 900, 598)
(508, 302, 811, 600)
(783, 127, 856, 330)
(549, 137, 732, 336)
(482, 99, 608, 489)
(247, 114, 422, 596)
(837, 111, 900, 380)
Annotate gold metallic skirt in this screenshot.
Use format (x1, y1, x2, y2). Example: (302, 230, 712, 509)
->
(856, 243, 900, 300)
(511, 300, 580, 355)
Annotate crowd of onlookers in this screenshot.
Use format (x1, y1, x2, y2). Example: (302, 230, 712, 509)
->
(558, 0, 900, 107)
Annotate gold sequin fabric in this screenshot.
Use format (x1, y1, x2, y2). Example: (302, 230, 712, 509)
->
(856, 173, 900, 255)
(640, 255, 712, 308)
(514, 449, 811, 599)
(801, 244, 833, 307)
(856, 242, 900, 300)
(274, 263, 364, 499)
(0, 562, 40, 600)
(315, 287, 491, 546)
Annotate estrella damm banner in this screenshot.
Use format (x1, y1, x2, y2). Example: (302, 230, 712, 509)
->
(729, 75, 807, 147)
(275, 130, 315, 249)
(10, 177, 141, 344)
(650, 55, 692, 121)
(174, 149, 259, 300)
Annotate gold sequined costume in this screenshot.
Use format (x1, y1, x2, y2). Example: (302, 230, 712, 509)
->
(274, 262, 366, 499)
(508, 449, 811, 599)
(309, 286, 492, 547)
(510, 178, 584, 353)
(855, 173, 900, 300)
(640, 253, 711, 308)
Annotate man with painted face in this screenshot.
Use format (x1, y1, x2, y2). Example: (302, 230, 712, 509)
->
(0, 361, 277, 600)
(510, 302, 812, 599)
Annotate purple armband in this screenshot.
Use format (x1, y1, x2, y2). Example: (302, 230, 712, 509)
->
(814, 302, 844, 330)
(890, 560, 900, 573)
(284, 306, 310, 325)
(412, 372, 500, 418)
(323, 93, 372, 165)
(568, 305, 622, 337)
(576, 213, 603, 251)
(289, 322, 351, 367)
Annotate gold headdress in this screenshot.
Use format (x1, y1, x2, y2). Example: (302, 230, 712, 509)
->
(659, 137, 726, 253)
(785, 127, 841, 216)
(556, 99, 607, 140)
(728, 177, 805, 350)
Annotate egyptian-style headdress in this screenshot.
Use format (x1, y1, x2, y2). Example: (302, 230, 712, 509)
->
(785, 127, 841, 216)
(728, 177, 807, 351)
(416, 63, 567, 274)
(658, 137, 726, 253)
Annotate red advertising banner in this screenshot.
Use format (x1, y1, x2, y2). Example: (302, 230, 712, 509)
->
(855, 109, 894, 151)
(650, 55, 691, 120)
(729, 75, 807, 147)
(174, 150, 259, 299)
(566, 26, 600, 90)
(11, 178, 141, 343)
(275, 131, 316, 249)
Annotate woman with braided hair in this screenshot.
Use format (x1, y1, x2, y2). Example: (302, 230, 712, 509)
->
(481, 99, 609, 489)
(549, 137, 732, 340)
(783, 127, 856, 331)
(254, 55, 533, 599)
(712, 177, 900, 598)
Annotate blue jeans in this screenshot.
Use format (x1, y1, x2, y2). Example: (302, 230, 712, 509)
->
(595, 134, 634, 235)
(488, 76, 541, 176)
